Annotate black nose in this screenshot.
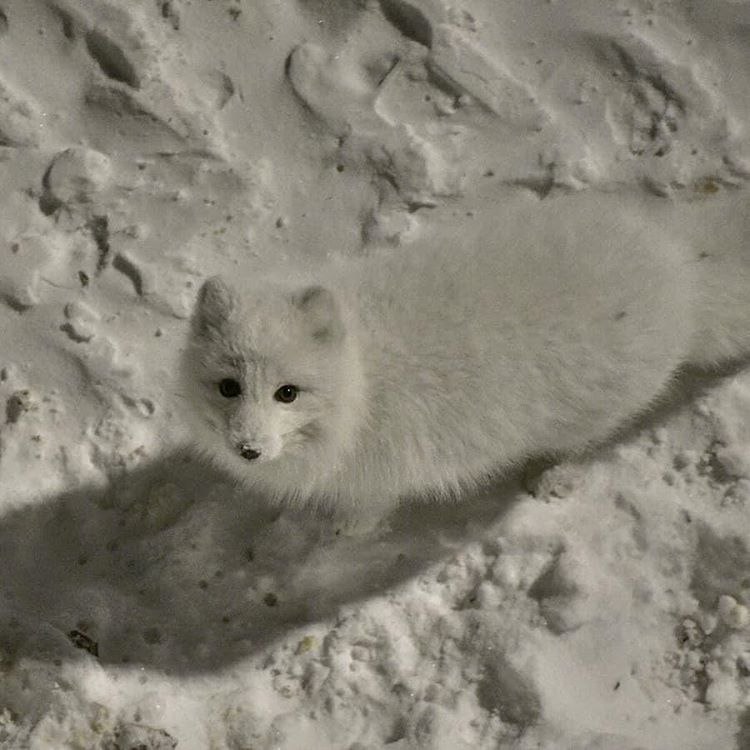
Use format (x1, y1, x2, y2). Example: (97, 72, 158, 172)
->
(238, 444, 261, 461)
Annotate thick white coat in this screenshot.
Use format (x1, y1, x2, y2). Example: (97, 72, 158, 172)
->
(180, 191, 750, 516)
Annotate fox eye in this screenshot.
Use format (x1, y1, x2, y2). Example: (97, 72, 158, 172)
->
(274, 384, 299, 403)
(218, 378, 242, 398)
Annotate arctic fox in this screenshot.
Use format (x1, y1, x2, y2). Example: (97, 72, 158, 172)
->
(180, 190, 750, 520)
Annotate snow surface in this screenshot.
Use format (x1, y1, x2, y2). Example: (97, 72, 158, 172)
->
(0, 0, 749, 748)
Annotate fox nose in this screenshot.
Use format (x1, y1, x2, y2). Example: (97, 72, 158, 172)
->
(238, 443, 261, 461)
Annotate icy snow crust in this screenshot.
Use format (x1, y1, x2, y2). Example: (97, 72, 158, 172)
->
(0, 0, 749, 748)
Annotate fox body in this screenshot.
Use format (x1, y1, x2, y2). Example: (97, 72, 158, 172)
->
(181, 191, 750, 516)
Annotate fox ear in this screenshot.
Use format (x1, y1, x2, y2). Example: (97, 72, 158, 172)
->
(193, 276, 235, 337)
(293, 285, 344, 344)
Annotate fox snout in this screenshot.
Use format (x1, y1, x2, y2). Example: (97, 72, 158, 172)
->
(238, 443, 262, 461)
(231, 429, 282, 462)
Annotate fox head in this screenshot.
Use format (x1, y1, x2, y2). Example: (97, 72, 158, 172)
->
(181, 276, 363, 490)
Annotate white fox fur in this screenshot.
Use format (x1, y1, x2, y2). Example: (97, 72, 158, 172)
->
(180, 190, 750, 518)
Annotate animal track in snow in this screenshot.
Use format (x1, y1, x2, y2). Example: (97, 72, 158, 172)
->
(40, 147, 113, 215)
(377, 0, 546, 128)
(475, 654, 542, 728)
(428, 24, 547, 129)
(526, 545, 593, 634)
(587, 31, 738, 193)
(113, 250, 156, 297)
(286, 42, 383, 137)
(378, 0, 434, 48)
(0, 235, 53, 310)
(85, 28, 141, 89)
(53, 0, 143, 89)
(287, 41, 466, 207)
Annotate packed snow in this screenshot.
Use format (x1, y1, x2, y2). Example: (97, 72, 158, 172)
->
(0, 1, 749, 748)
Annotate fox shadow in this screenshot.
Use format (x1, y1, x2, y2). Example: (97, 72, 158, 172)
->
(0, 360, 745, 676)
(0, 448, 520, 675)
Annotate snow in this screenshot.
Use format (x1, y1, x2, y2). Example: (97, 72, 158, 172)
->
(0, 0, 749, 748)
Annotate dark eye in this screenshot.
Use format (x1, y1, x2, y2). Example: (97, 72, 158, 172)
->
(218, 378, 242, 398)
(274, 384, 299, 403)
